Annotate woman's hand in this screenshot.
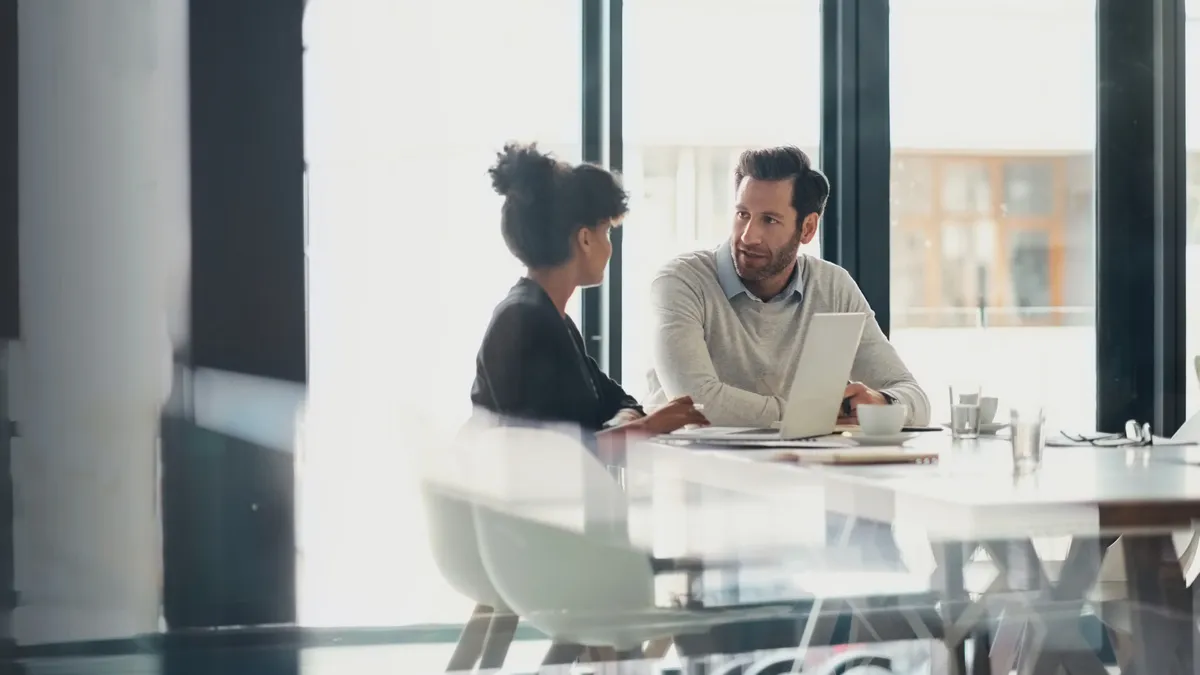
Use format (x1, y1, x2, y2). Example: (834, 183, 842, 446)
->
(627, 396, 709, 435)
(606, 408, 645, 428)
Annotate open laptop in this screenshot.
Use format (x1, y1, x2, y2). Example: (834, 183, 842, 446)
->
(675, 312, 867, 443)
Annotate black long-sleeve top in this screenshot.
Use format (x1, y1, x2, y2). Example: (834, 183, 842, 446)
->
(470, 278, 642, 431)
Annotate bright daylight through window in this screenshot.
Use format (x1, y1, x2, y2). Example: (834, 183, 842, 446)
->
(621, 0, 821, 399)
(300, 0, 1200, 633)
(302, 0, 580, 626)
(890, 0, 1096, 431)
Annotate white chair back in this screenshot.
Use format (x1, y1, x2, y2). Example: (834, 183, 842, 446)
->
(417, 423, 506, 608)
(470, 426, 655, 643)
(420, 483, 506, 608)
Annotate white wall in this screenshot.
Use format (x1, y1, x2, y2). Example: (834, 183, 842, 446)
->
(13, 0, 190, 644)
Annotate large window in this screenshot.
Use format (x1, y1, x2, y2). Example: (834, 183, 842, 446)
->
(293, 0, 1192, 639)
(889, 0, 1097, 430)
(621, 0, 821, 397)
(302, 0, 580, 627)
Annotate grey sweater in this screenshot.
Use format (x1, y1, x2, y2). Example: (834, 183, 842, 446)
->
(644, 245, 931, 428)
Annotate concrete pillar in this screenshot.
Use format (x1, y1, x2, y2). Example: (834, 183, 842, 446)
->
(14, 0, 189, 644)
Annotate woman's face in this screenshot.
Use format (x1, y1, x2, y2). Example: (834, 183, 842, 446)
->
(575, 220, 615, 288)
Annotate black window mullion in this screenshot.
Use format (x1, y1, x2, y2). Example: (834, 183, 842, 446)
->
(854, 0, 892, 337)
(1154, 0, 1187, 435)
(1096, 0, 1184, 434)
(188, 0, 307, 384)
(605, 0, 623, 381)
(0, 0, 15, 341)
(580, 0, 604, 364)
(820, 0, 891, 336)
(819, 0, 842, 265)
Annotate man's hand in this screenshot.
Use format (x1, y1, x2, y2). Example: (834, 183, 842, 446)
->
(838, 381, 888, 424)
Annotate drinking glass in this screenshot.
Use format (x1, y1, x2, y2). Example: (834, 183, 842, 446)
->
(1010, 405, 1046, 474)
(948, 383, 982, 439)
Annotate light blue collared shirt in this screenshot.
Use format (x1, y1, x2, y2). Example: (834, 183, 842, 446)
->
(715, 241, 804, 304)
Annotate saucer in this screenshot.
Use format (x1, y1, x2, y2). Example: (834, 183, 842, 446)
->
(841, 432, 919, 446)
(940, 422, 1009, 435)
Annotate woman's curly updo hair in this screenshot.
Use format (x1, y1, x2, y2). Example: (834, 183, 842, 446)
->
(488, 142, 629, 269)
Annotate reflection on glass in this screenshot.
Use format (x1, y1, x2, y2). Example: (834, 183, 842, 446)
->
(937, 219, 995, 326)
(893, 156, 934, 216)
(940, 161, 991, 214)
(1003, 161, 1056, 216)
(1008, 229, 1052, 315)
(893, 228, 930, 311)
(890, 0, 1097, 430)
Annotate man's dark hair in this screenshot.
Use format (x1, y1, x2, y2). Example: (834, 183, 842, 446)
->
(733, 146, 830, 223)
(488, 142, 629, 269)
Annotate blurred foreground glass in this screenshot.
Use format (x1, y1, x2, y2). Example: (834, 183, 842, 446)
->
(948, 383, 982, 439)
(1010, 405, 1046, 474)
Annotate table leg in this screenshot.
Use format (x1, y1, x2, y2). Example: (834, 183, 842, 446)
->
(932, 542, 969, 675)
(1120, 534, 1196, 674)
(981, 538, 1110, 675)
(970, 622, 993, 675)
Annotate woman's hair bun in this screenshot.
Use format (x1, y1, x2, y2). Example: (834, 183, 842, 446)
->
(488, 142, 558, 201)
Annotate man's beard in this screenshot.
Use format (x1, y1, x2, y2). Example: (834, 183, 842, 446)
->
(734, 227, 803, 282)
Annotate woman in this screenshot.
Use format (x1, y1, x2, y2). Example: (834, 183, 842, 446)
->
(470, 142, 706, 436)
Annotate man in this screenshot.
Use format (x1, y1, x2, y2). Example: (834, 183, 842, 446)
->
(645, 146, 930, 428)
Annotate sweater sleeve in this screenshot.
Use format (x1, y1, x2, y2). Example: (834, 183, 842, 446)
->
(835, 268, 932, 425)
(649, 271, 785, 428)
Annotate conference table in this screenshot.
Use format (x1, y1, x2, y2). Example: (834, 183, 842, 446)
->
(592, 432, 1200, 675)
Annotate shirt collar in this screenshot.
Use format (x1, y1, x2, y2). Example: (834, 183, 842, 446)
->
(715, 240, 804, 303)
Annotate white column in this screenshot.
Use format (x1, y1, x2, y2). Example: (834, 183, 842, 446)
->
(14, 0, 189, 644)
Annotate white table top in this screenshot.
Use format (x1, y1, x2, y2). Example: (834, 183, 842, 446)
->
(431, 428, 1200, 561)
(657, 433, 1200, 540)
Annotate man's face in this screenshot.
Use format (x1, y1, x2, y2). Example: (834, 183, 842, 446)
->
(730, 177, 816, 281)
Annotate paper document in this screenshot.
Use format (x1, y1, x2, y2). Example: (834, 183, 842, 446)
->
(716, 447, 939, 465)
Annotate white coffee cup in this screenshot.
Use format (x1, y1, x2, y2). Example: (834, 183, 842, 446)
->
(979, 397, 999, 424)
(857, 403, 908, 436)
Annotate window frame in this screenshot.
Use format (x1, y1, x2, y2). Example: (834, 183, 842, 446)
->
(592, 0, 1189, 435)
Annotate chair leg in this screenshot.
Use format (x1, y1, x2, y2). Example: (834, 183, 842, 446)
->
(586, 647, 647, 675)
(615, 646, 649, 675)
(596, 647, 621, 661)
(478, 610, 520, 671)
(539, 641, 586, 674)
(446, 603, 493, 673)
(1107, 626, 1135, 673)
(643, 637, 673, 659)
